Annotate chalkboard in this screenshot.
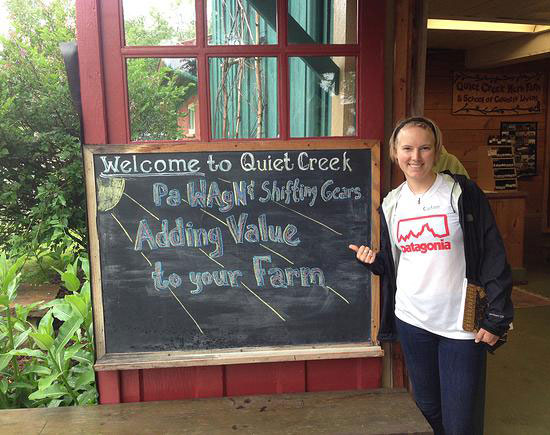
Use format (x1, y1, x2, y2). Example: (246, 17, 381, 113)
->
(84, 140, 381, 370)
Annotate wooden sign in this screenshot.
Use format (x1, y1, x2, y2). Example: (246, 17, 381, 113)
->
(452, 72, 543, 116)
(83, 140, 382, 370)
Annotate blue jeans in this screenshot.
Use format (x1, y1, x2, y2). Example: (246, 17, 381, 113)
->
(396, 317, 487, 435)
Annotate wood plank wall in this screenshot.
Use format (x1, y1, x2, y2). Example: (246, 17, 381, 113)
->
(425, 50, 548, 243)
(96, 359, 383, 404)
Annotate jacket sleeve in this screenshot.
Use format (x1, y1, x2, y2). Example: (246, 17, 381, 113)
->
(473, 185, 514, 336)
(375, 206, 399, 342)
(360, 208, 390, 276)
(362, 250, 385, 275)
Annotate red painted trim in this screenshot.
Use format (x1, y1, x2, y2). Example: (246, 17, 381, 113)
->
(278, 0, 289, 139)
(128, 134, 362, 146)
(225, 362, 305, 396)
(96, 371, 121, 404)
(362, 0, 385, 140)
(101, 0, 128, 143)
(203, 55, 213, 141)
(358, 357, 383, 389)
(119, 45, 360, 56)
(306, 358, 382, 392)
(278, 50, 287, 139)
(76, 0, 108, 144)
(195, 0, 205, 48)
(120, 369, 141, 402)
(197, 0, 210, 141)
(82, 0, 386, 404)
(141, 366, 223, 401)
(356, 0, 366, 139)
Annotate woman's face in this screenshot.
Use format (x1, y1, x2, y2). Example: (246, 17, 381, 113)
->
(395, 126, 436, 184)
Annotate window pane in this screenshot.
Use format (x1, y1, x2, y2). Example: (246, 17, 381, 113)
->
(289, 56, 356, 138)
(209, 57, 278, 139)
(288, 0, 357, 44)
(208, 0, 277, 45)
(123, 0, 196, 46)
(127, 58, 198, 141)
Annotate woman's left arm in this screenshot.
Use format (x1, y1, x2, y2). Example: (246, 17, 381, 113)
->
(475, 185, 514, 338)
(475, 328, 499, 346)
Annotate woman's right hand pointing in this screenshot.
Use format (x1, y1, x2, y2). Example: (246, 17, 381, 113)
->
(349, 244, 377, 264)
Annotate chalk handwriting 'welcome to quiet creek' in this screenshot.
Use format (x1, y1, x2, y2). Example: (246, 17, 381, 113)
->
(98, 151, 352, 178)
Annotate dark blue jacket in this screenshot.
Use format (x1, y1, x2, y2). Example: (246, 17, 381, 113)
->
(370, 173, 513, 342)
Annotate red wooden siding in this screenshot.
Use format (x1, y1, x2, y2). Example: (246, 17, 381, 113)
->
(77, 0, 386, 404)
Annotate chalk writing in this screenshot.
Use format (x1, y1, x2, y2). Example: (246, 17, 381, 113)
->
(91, 147, 373, 352)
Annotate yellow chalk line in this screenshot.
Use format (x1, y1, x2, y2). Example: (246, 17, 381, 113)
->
(200, 208, 229, 228)
(123, 192, 160, 221)
(325, 286, 350, 304)
(199, 248, 225, 268)
(272, 202, 342, 236)
(259, 243, 294, 265)
(241, 282, 286, 322)
(111, 213, 132, 242)
(112, 209, 196, 332)
(140, 253, 152, 267)
(218, 178, 231, 184)
(168, 288, 204, 334)
(181, 197, 229, 229)
(110, 212, 152, 267)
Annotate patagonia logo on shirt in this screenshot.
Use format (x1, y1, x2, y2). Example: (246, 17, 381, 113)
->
(397, 214, 452, 254)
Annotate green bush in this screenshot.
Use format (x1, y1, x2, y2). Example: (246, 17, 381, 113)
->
(0, 0, 85, 255)
(0, 252, 97, 408)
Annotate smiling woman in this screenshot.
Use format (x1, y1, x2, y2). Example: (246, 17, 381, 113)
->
(394, 126, 437, 193)
(350, 116, 513, 434)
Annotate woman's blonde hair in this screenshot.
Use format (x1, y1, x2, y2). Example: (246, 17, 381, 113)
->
(388, 116, 442, 162)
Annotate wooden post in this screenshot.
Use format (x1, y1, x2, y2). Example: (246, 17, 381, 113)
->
(543, 73, 550, 232)
(391, 0, 427, 189)
(388, 0, 428, 389)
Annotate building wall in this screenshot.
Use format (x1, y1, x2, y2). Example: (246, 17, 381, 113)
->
(178, 94, 200, 139)
(76, 0, 387, 404)
(425, 50, 548, 245)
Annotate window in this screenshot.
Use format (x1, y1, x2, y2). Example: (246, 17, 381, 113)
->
(209, 56, 278, 139)
(123, 0, 197, 46)
(126, 57, 198, 141)
(289, 56, 356, 137)
(116, 0, 366, 143)
(207, 0, 277, 45)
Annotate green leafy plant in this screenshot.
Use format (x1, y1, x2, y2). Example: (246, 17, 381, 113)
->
(0, 252, 97, 408)
(0, 0, 197, 255)
(0, 0, 86, 255)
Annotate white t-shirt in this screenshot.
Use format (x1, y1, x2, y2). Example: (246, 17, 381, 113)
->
(393, 174, 475, 339)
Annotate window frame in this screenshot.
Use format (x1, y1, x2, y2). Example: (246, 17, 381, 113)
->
(89, 0, 381, 144)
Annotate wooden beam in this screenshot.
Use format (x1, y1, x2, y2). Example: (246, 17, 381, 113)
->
(1, 390, 432, 434)
(75, 0, 108, 144)
(392, 0, 412, 188)
(466, 30, 550, 69)
(94, 345, 384, 371)
(410, 1, 428, 116)
(389, 0, 428, 390)
(392, 0, 427, 187)
(543, 73, 550, 233)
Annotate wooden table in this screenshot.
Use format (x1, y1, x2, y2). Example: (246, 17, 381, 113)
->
(1, 389, 432, 434)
